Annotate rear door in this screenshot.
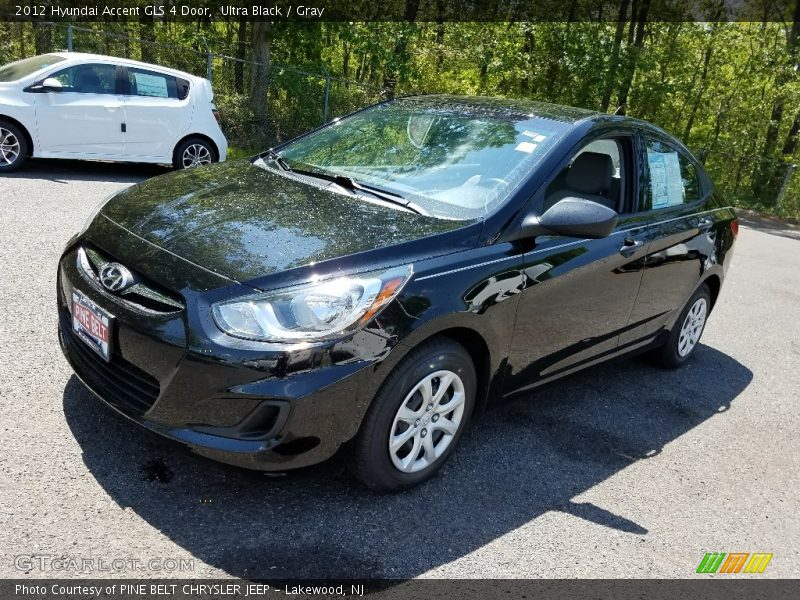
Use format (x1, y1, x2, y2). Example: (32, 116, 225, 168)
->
(33, 62, 125, 156)
(619, 134, 716, 346)
(121, 67, 192, 160)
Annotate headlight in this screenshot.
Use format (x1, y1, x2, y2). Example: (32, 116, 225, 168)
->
(212, 265, 413, 342)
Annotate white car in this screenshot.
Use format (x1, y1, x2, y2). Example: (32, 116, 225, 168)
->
(0, 52, 227, 172)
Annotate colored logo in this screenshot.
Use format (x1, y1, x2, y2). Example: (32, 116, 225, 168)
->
(696, 552, 773, 574)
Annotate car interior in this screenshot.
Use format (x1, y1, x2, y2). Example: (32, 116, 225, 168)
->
(543, 138, 624, 213)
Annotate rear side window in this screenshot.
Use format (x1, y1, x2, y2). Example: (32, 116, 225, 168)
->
(50, 63, 117, 94)
(127, 68, 184, 99)
(643, 137, 702, 210)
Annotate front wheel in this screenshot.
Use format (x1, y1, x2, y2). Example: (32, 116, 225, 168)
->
(650, 283, 711, 369)
(173, 137, 216, 169)
(0, 120, 29, 172)
(351, 337, 476, 492)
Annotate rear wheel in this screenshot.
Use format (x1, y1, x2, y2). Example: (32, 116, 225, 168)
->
(351, 337, 476, 492)
(174, 137, 215, 169)
(650, 283, 711, 369)
(0, 120, 29, 172)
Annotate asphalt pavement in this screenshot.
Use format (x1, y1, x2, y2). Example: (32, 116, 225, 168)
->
(0, 158, 798, 579)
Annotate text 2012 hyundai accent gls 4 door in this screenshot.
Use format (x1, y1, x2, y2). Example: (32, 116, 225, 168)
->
(58, 96, 737, 491)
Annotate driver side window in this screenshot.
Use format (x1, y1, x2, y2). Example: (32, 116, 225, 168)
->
(543, 137, 625, 213)
(49, 63, 117, 95)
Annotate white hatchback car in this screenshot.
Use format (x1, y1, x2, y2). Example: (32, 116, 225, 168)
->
(0, 52, 227, 172)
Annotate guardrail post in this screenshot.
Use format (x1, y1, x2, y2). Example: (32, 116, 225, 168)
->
(67, 24, 73, 51)
(322, 75, 331, 124)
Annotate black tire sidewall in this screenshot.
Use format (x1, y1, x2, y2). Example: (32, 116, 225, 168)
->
(0, 121, 29, 172)
(659, 284, 711, 368)
(173, 137, 215, 169)
(355, 339, 476, 491)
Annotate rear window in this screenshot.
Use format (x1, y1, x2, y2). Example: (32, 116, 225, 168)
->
(127, 68, 188, 99)
(0, 54, 66, 82)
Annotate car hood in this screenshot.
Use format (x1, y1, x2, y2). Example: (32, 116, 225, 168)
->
(99, 160, 465, 283)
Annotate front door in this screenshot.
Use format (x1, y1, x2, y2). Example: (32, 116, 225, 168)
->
(505, 134, 649, 395)
(33, 62, 125, 156)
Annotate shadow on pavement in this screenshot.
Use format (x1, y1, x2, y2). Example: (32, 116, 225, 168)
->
(3, 158, 170, 184)
(63, 344, 751, 578)
(737, 211, 800, 241)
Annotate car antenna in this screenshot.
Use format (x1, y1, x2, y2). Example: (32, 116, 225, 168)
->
(613, 103, 626, 116)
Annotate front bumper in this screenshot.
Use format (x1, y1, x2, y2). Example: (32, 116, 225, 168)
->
(57, 245, 392, 471)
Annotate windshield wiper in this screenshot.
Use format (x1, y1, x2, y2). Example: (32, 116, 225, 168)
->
(256, 152, 425, 215)
(332, 176, 425, 215)
(288, 168, 425, 215)
(259, 148, 292, 172)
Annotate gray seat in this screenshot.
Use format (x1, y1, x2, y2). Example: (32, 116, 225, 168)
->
(544, 151, 616, 211)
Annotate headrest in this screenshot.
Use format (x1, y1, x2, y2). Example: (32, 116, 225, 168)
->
(566, 151, 613, 195)
(77, 70, 101, 86)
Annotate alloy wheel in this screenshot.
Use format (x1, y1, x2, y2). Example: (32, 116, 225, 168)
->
(0, 127, 21, 166)
(181, 143, 212, 168)
(388, 369, 466, 473)
(677, 297, 707, 357)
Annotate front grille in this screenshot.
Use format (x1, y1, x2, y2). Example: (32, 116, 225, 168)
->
(77, 245, 184, 314)
(61, 314, 160, 416)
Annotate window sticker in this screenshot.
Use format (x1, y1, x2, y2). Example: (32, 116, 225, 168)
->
(647, 149, 684, 208)
(521, 130, 547, 143)
(515, 142, 538, 153)
(134, 72, 168, 97)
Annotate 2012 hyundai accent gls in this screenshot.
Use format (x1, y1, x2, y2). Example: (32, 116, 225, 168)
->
(58, 95, 738, 491)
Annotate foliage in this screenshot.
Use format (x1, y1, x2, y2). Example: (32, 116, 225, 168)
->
(1, 16, 799, 217)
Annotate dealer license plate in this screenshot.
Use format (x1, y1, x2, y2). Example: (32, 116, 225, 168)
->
(71, 289, 114, 362)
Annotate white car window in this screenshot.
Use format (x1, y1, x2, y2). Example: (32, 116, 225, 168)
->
(50, 63, 117, 94)
(127, 68, 180, 99)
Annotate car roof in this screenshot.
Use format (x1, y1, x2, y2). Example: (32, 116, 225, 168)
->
(396, 94, 599, 124)
(48, 52, 202, 81)
(398, 95, 678, 133)
(396, 94, 691, 154)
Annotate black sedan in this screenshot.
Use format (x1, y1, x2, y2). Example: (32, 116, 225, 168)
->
(58, 95, 737, 491)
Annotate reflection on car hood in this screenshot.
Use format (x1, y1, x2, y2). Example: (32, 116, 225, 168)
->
(100, 160, 463, 282)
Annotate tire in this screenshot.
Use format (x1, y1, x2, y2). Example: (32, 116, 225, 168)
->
(650, 283, 711, 369)
(173, 137, 216, 169)
(0, 120, 29, 172)
(351, 337, 477, 492)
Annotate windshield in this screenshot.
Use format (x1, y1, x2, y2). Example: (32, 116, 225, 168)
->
(0, 54, 65, 82)
(273, 99, 572, 220)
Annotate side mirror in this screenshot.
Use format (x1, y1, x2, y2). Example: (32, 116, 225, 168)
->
(40, 78, 63, 92)
(520, 197, 618, 239)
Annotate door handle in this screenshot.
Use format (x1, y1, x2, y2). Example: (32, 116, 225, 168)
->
(697, 216, 714, 230)
(619, 237, 645, 257)
(104, 104, 121, 112)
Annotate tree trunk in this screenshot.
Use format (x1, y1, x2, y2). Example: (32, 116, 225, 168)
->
(383, 0, 420, 98)
(600, 0, 630, 112)
(615, 0, 649, 115)
(234, 18, 246, 93)
(682, 30, 715, 142)
(250, 21, 271, 122)
(435, 0, 445, 69)
(139, 15, 155, 63)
